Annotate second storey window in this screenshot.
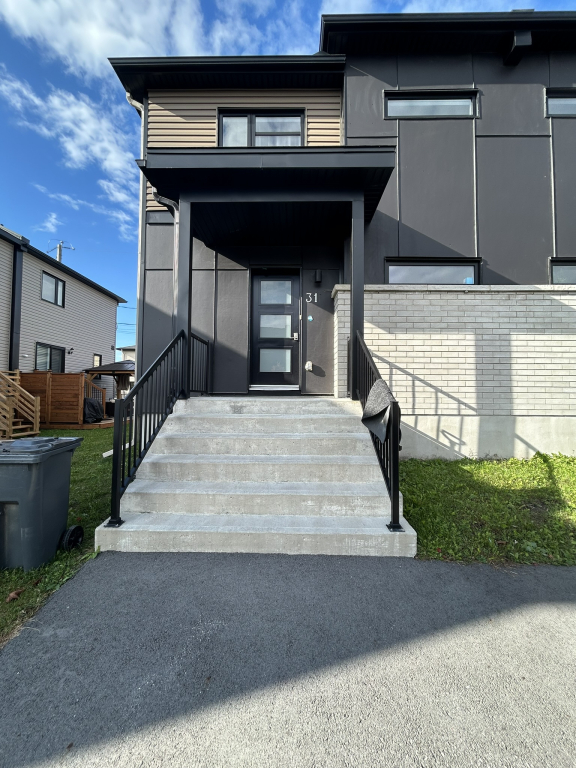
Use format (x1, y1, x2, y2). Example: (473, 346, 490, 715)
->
(42, 271, 65, 306)
(386, 94, 475, 119)
(547, 96, 576, 116)
(220, 112, 303, 147)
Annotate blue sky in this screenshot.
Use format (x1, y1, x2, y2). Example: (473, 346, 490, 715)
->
(0, 0, 574, 349)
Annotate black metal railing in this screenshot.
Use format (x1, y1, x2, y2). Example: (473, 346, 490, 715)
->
(355, 331, 403, 532)
(108, 330, 209, 526)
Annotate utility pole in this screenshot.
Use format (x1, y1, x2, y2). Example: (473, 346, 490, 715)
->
(48, 240, 75, 263)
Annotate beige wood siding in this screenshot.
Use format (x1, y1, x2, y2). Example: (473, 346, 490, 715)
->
(147, 90, 342, 149)
(0, 238, 13, 369)
(19, 254, 119, 399)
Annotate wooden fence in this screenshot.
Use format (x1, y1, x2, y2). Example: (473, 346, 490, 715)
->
(20, 372, 106, 426)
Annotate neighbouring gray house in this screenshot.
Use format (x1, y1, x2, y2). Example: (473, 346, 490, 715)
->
(0, 224, 126, 399)
(96, 11, 576, 557)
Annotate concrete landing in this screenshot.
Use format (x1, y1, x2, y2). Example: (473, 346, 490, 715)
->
(96, 397, 416, 557)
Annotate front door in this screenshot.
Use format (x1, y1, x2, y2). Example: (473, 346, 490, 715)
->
(250, 273, 300, 389)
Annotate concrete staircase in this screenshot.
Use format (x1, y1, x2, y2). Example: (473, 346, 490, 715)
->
(96, 397, 416, 557)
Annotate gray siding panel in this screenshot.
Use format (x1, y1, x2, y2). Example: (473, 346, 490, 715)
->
(191, 270, 215, 341)
(0, 239, 13, 370)
(474, 53, 549, 136)
(398, 120, 476, 259)
(346, 56, 397, 139)
(477, 137, 553, 284)
(141, 270, 174, 371)
(552, 119, 576, 258)
(398, 54, 474, 89)
(367, 164, 399, 278)
(19, 253, 117, 397)
(145, 223, 174, 269)
(213, 270, 249, 393)
(550, 53, 576, 87)
(192, 239, 215, 270)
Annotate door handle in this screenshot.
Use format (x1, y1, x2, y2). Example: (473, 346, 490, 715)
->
(293, 332, 299, 341)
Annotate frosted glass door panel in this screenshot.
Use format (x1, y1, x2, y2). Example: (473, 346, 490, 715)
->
(260, 315, 291, 338)
(261, 280, 291, 304)
(260, 349, 291, 373)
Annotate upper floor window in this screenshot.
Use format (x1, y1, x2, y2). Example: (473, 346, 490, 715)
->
(385, 93, 476, 119)
(220, 112, 303, 147)
(547, 96, 576, 117)
(41, 271, 65, 307)
(386, 260, 477, 285)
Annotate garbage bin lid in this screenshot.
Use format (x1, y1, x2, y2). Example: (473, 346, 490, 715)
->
(0, 437, 83, 456)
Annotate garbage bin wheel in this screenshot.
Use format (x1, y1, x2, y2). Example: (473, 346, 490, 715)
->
(60, 525, 84, 551)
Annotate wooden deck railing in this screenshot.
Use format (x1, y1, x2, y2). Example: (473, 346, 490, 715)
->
(0, 370, 41, 439)
(85, 378, 106, 416)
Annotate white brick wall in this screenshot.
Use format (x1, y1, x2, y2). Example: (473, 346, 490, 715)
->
(333, 285, 576, 416)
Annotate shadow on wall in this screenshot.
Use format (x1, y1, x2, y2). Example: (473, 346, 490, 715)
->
(370, 288, 576, 460)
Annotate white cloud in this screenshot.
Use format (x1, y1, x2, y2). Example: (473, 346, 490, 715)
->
(33, 184, 136, 241)
(34, 211, 62, 233)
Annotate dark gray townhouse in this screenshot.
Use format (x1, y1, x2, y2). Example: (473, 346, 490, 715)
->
(97, 11, 576, 555)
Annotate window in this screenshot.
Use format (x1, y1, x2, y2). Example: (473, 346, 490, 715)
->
(385, 93, 475, 119)
(386, 261, 478, 285)
(551, 262, 576, 284)
(41, 272, 65, 306)
(547, 96, 576, 117)
(220, 112, 303, 147)
(35, 343, 65, 372)
(93, 354, 103, 380)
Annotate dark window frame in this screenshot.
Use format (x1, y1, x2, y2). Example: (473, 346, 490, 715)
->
(384, 89, 478, 120)
(41, 271, 66, 307)
(550, 258, 576, 284)
(546, 89, 576, 118)
(35, 342, 66, 373)
(384, 258, 481, 285)
(218, 109, 305, 147)
(93, 353, 103, 380)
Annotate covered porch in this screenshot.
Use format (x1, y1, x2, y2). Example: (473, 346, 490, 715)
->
(139, 145, 394, 399)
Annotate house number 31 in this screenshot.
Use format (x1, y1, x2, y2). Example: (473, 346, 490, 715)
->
(305, 293, 318, 303)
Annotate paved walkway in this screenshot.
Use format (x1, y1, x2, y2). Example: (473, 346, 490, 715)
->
(1, 553, 575, 768)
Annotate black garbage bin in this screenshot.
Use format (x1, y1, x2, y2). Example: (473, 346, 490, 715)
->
(0, 437, 83, 571)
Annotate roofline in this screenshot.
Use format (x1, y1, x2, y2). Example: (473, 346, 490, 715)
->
(320, 11, 576, 50)
(109, 54, 346, 70)
(0, 227, 126, 304)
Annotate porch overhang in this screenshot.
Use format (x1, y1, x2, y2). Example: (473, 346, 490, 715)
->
(137, 146, 395, 224)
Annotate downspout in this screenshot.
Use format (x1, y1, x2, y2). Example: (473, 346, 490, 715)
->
(126, 90, 145, 379)
(152, 189, 181, 338)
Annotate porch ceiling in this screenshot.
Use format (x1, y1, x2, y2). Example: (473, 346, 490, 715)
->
(137, 146, 395, 225)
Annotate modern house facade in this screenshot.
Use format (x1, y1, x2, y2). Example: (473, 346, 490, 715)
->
(0, 224, 125, 400)
(110, 11, 576, 460)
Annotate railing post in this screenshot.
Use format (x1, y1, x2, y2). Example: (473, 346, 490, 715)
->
(386, 401, 403, 532)
(33, 396, 40, 434)
(107, 400, 125, 527)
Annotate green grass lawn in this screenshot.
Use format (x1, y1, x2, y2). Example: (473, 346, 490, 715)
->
(0, 428, 113, 648)
(401, 454, 576, 565)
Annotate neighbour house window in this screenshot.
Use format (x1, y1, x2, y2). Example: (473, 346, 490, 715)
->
(386, 261, 478, 285)
(220, 112, 304, 147)
(41, 272, 65, 306)
(551, 262, 576, 284)
(93, 354, 103, 380)
(385, 93, 476, 119)
(35, 342, 65, 373)
(547, 95, 576, 116)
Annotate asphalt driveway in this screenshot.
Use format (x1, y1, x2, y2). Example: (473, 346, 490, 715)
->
(1, 553, 575, 768)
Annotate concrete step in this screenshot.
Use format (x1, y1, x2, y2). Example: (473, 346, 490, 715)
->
(120, 479, 395, 517)
(174, 397, 361, 416)
(138, 454, 383, 484)
(149, 433, 374, 456)
(96, 511, 417, 557)
(162, 414, 363, 435)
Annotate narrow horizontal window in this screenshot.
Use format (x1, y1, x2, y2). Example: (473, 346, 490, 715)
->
(220, 112, 303, 147)
(547, 97, 576, 116)
(387, 263, 476, 285)
(551, 263, 576, 284)
(41, 271, 65, 306)
(387, 97, 474, 118)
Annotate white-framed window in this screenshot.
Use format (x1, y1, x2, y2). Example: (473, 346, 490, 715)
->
(41, 271, 65, 307)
